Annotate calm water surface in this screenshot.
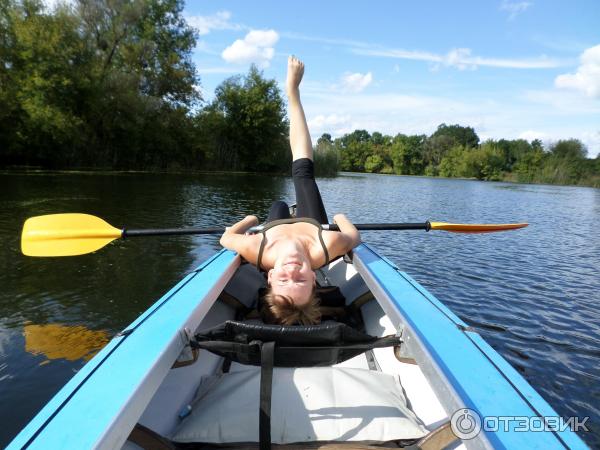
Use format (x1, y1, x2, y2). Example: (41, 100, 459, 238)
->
(1, 171, 599, 447)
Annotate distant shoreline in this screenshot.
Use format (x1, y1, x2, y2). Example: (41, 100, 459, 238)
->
(2, 166, 598, 189)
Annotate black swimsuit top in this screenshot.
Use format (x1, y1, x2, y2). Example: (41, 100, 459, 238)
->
(256, 218, 330, 270)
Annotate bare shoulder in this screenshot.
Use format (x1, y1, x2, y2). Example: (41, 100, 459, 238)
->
(222, 233, 261, 262)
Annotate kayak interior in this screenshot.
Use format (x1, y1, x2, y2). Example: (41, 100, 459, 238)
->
(8, 245, 587, 450)
(125, 253, 457, 450)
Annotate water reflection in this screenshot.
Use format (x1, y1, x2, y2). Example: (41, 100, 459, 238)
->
(1, 171, 599, 448)
(23, 324, 109, 363)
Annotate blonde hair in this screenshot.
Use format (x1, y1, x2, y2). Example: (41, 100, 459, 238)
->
(261, 288, 321, 325)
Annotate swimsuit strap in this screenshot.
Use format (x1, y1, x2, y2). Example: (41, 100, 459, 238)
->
(256, 218, 329, 270)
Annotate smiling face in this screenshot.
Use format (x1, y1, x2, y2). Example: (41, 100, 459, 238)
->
(267, 252, 316, 306)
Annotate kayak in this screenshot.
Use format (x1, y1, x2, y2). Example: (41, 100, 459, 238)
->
(8, 243, 587, 450)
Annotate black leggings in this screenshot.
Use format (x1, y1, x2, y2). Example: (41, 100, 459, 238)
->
(266, 159, 328, 224)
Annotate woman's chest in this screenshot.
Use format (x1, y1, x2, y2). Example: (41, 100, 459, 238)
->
(264, 226, 336, 268)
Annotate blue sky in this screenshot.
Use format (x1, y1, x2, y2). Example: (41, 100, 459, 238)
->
(186, 1, 600, 156)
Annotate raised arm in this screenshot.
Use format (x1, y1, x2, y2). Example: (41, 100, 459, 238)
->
(219, 215, 259, 252)
(333, 213, 361, 250)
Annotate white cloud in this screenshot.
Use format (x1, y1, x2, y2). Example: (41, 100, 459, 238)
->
(554, 44, 600, 99)
(500, 1, 533, 20)
(192, 83, 206, 99)
(358, 48, 441, 63)
(186, 11, 240, 36)
(353, 46, 567, 70)
(309, 114, 351, 128)
(222, 30, 279, 68)
(340, 72, 373, 93)
(244, 30, 279, 47)
(518, 130, 547, 141)
(41, 0, 74, 10)
(283, 31, 569, 71)
(302, 87, 473, 140)
(308, 114, 352, 136)
(298, 83, 600, 157)
(523, 89, 600, 114)
(445, 48, 477, 70)
(517, 130, 599, 157)
(193, 41, 224, 56)
(581, 131, 600, 157)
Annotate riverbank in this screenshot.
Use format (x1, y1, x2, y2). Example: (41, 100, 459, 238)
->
(3, 164, 599, 189)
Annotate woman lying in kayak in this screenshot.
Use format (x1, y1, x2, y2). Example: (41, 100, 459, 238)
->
(220, 56, 361, 325)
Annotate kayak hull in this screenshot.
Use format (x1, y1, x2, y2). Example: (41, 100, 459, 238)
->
(8, 250, 239, 450)
(8, 244, 587, 449)
(353, 244, 585, 449)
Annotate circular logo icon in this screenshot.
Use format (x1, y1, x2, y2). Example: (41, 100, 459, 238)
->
(450, 408, 482, 440)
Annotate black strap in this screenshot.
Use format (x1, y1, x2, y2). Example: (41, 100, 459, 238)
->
(192, 336, 401, 356)
(256, 232, 268, 270)
(255, 217, 327, 269)
(259, 342, 275, 450)
(191, 334, 402, 369)
(316, 226, 329, 266)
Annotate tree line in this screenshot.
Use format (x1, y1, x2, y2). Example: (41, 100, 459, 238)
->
(315, 125, 599, 187)
(1, 1, 598, 187)
(1, 0, 289, 172)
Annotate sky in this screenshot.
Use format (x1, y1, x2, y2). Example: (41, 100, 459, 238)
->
(183, 0, 600, 157)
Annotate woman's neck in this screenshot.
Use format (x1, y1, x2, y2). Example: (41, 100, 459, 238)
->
(272, 238, 310, 266)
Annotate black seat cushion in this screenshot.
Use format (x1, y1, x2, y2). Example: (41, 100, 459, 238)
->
(192, 321, 400, 368)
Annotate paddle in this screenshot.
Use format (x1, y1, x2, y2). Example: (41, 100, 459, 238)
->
(21, 213, 528, 257)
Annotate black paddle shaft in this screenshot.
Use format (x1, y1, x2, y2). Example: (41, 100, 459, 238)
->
(122, 222, 431, 237)
(326, 222, 430, 232)
(123, 227, 224, 237)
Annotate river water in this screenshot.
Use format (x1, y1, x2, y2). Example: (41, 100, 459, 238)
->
(1, 171, 599, 447)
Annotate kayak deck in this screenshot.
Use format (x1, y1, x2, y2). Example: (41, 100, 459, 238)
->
(8, 244, 587, 449)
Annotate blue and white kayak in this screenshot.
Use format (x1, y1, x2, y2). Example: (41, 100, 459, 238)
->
(8, 244, 588, 449)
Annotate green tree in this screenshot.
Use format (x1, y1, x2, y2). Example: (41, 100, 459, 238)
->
(531, 139, 543, 152)
(339, 140, 370, 171)
(201, 65, 289, 172)
(297, 128, 598, 186)
(438, 145, 467, 177)
(314, 133, 339, 176)
(430, 123, 480, 148)
(513, 147, 544, 183)
(549, 139, 587, 159)
(390, 134, 425, 175)
(336, 130, 371, 171)
(462, 143, 504, 180)
(0, 0, 199, 169)
(77, 0, 199, 168)
(494, 139, 532, 171)
(537, 139, 588, 185)
(422, 134, 454, 171)
(317, 133, 332, 146)
(364, 154, 383, 173)
(0, 0, 89, 165)
(371, 131, 390, 146)
(341, 129, 371, 144)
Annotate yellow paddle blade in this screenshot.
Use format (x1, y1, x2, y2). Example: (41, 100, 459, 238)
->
(21, 213, 122, 257)
(429, 222, 528, 233)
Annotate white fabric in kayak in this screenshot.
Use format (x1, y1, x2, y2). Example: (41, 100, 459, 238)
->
(172, 366, 428, 444)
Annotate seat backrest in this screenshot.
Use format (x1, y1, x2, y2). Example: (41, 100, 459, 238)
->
(192, 320, 400, 367)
